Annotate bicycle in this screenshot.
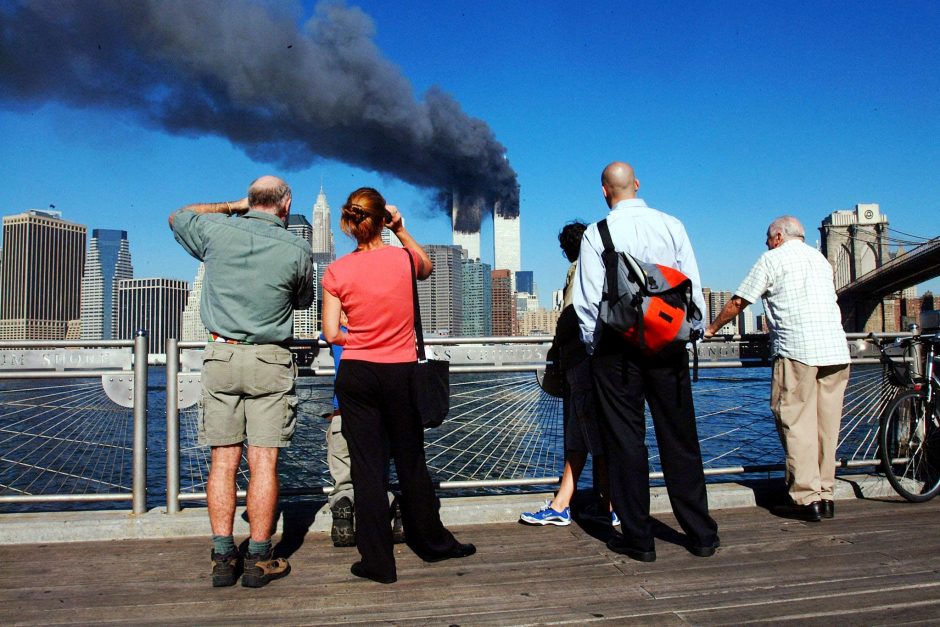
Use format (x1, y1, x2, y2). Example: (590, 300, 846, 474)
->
(869, 331, 940, 502)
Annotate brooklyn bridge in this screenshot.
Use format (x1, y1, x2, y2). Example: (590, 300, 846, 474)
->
(820, 203, 940, 331)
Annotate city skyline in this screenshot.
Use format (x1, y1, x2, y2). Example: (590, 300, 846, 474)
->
(0, 202, 928, 342)
(1, 2, 938, 305)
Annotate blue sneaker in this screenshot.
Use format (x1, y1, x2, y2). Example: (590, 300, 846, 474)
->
(520, 503, 571, 526)
(611, 511, 621, 526)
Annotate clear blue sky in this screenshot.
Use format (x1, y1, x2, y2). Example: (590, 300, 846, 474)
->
(1, 1, 938, 304)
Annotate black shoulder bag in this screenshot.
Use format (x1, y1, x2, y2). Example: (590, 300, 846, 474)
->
(406, 250, 450, 428)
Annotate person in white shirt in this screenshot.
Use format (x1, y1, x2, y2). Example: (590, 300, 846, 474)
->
(706, 216, 850, 522)
(573, 161, 718, 563)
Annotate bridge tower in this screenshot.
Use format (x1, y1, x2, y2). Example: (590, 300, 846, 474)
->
(820, 204, 891, 332)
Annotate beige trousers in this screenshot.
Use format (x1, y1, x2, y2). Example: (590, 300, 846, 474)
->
(771, 358, 850, 505)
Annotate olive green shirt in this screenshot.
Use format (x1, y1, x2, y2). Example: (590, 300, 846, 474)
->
(172, 210, 314, 344)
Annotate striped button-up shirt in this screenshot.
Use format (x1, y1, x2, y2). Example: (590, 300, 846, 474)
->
(735, 239, 849, 366)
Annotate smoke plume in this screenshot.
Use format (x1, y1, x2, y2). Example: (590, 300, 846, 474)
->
(0, 0, 518, 230)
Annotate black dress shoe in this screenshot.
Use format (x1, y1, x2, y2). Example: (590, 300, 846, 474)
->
(688, 537, 721, 557)
(772, 500, 822, 522)
(350, 561, 397, 584)
(422, 542, 477, 563)
(820, 500, 834, 519)
(606, 534, 656, 562)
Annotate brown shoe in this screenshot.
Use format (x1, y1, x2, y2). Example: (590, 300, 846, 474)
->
(241, 550, 290, 588)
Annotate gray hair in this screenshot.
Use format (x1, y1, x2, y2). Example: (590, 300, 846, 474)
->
(248, 176, 291, 209)
(768, 215, 805, 242)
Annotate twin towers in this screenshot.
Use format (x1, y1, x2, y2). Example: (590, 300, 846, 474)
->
(451, 196, 521, 277)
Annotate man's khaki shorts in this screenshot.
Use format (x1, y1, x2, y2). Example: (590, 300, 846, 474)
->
(198, 342, 298, 448)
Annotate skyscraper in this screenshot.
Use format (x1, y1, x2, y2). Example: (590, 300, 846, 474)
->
(494, 211, 521, 289)
(738, 305, 757, 335)
(0, 210, 86, 340)
(116, 278, 189, 355)
(380, 227, 403, 247)
(311, 185, 335, 258)
(181, 263, 206, 341)
(516, 292, 539, 315)
(707, 289, 736, 334)
(81, 229, 133, 340)
(312, 252, 332, 330)
(518, 307, 561, 336)
(491, 269, 515, 336)
(286, 213, 313, 243)
(461, 257, 492, 336)
(417, 245, 463, 336)
(701, 287, 712, 324)
(452, 193, 481, 261)
(286, 214, 316, 338)
(515, 270, 534, 296)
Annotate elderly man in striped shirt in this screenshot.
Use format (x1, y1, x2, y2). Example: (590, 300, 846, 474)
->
(706, 215, 850, 522)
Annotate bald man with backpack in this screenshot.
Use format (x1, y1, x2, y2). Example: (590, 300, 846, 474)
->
(573, 162, 719, 563)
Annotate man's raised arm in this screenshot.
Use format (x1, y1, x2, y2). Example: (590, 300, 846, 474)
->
(168, 197, 250, 229)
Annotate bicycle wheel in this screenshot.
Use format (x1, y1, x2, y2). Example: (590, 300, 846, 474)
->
(879, 390, 940, 502)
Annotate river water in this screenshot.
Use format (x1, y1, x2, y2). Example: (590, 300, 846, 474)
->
(0, 364, 883, 512)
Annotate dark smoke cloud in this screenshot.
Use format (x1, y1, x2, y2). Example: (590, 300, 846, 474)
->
(0, 0, 518, 230)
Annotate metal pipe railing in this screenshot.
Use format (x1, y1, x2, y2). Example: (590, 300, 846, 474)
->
(165, 338, 181, 515)
(0, 339, 141, 348)
(0, 371, 141, 380)
(0, 493, 134, 504)
(173, 457, 889, 502)
(132, 331, 149, 515)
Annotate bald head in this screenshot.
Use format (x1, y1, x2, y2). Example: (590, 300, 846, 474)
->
(248, 175, 291, 220)
(601, 162, 639, 207)
(766, 215, 805, 249)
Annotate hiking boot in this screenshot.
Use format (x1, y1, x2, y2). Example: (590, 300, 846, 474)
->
(211, 548, 242, 587)
(241, 550, 291, 588)
(331, 496, 355, 547)
(390, 497, 405, 544)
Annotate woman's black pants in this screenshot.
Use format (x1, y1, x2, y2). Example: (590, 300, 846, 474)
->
(336, 359, 458, 579)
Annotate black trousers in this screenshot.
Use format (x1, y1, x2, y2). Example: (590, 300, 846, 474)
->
(591, 335, 718, 550)
(336, 359, 458, 579)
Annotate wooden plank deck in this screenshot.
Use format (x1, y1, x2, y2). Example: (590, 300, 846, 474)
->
(2, 496, 940, 625)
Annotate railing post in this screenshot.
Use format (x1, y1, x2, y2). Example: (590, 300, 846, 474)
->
(165, 338, 181, 514)
(132, 330, 149, 515)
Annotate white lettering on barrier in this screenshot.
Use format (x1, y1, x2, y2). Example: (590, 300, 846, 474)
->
(0, 349, 132, 371)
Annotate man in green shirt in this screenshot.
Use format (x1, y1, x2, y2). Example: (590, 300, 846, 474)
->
(170, 175, 314, 588)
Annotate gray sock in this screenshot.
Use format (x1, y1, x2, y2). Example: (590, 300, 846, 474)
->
(248, 538, 272, 557)
(212, 535, 236, 555)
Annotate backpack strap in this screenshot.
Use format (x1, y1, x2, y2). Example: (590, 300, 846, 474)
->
(597, 218, 647, 347)
(597, 219, 619, 306)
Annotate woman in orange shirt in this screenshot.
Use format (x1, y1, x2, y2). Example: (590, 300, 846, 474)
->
(322, 187, 475, 584)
